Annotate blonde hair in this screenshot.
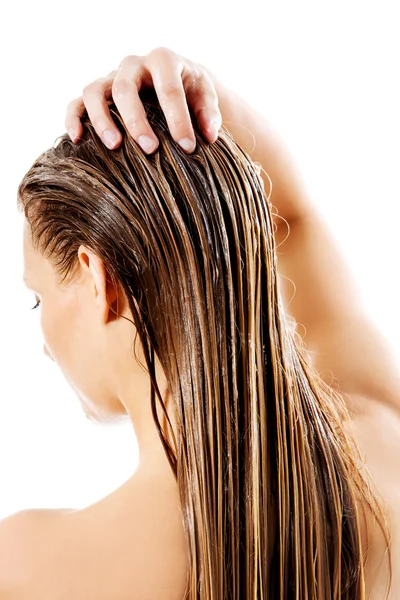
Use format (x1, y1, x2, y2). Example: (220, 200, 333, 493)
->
(18, 90, 392, 598)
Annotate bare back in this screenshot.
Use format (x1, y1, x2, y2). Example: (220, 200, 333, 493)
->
(11, 395, 400, 600)
(349, 398, 400, 599)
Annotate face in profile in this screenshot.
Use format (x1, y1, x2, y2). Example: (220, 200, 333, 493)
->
(21, 218, 153, 425)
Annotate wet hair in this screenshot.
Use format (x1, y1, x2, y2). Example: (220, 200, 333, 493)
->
(17, 89, 392, 599)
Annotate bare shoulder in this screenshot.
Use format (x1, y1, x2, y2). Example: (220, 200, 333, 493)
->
(0, 508, 73, 596)
(0, 475, 189, 600)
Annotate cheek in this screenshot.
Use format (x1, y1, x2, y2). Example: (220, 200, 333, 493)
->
(41, 301, 75, 367)
(40, 290, 84, 375)
(40, 295, 103, 398)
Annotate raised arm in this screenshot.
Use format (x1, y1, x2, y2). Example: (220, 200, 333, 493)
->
(65, 48, 400, 416)
(208, 77, 400, 415)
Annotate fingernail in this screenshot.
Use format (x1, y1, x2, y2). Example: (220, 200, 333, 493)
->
(206, 114, 222, 137)
(178, 137, 195, 153)
(68, 128, 77, 142)
(102, 129, 120, 149)
(210, 114, 222, 129)
(138, 135, 158, 154)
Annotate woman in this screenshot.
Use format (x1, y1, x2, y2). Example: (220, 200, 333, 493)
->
(3, 48, 399, 599)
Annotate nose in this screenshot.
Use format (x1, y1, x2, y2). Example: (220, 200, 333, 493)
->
(43, 344, 55, 362)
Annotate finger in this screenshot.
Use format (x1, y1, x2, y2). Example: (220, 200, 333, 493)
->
(65, 97, 85, 143)
(184, 69, 222, 144)
(65, 71, 119, 144)
(111, 56, 159, 154)
(81, 75, 123, 149)
(146, 50, 196, 153)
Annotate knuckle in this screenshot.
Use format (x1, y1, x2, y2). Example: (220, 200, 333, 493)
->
(125, 115, 141, 131)
(82, 81, 102, 98)
(111, 78, 133, 98)
(91, 116, 108, 133)
(165, 112, 187, 128)
(119, 54, 140, 69)
(96, 75, 111, 87)
(149, 46, 175, 61)
(66, 97, 81, 113)
(158, 81, 182, 100)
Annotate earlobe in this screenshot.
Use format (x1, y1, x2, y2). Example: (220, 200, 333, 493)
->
(104, 274, 122, 323)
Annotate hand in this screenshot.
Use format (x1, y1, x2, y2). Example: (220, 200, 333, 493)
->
(65, 47, 222, 154)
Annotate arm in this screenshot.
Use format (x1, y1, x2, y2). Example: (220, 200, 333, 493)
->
(65, 48, 400, 415)
(212, 78, 400, 413)
(208, 76, 314, 225)
(274, 211, 400, 413)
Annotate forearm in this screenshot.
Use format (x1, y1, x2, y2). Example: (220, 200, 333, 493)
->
(211, 75, 315, 226)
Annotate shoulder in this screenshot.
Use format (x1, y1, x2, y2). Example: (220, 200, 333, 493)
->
(0, 508, 74, 596)
(0, 481, 189, 599)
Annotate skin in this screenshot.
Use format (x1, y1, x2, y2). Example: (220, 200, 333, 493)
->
(66, 48, 222, 154)
(1, 47, 399, 598)
(22, 219, 179, 476)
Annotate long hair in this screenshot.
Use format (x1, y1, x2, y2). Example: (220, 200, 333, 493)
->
(17, 90, 392, 599)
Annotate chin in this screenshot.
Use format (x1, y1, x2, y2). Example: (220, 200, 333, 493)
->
(85, 412, 100, 424)
(80, 400, 98, 422)
(75, 391, 99, 422)
(74, 388, 127, 426)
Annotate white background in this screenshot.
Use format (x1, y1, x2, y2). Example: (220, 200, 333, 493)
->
(0, 0, 399, 518)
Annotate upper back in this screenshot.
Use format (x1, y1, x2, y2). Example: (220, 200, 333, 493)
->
(2, 398, 400, 599)
(1, 471, 189, 600)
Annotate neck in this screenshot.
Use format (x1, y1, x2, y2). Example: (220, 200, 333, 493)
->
(134, 386, 178, 477)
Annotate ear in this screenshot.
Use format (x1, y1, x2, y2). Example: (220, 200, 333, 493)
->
(77, 246, 120, 324)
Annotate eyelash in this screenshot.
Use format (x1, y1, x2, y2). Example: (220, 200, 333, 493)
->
(31, 299, 41, 310)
